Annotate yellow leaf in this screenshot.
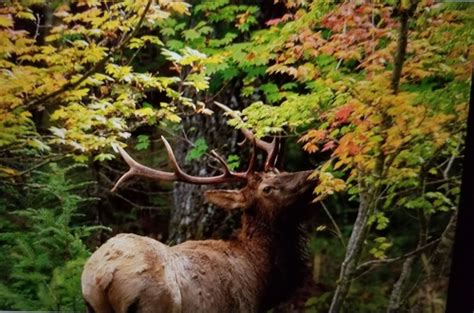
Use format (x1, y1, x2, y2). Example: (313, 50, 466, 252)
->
(0, 14, 13, 28)
(164, 1, 191, 15)
(128, 38, 144, 50)
(166, 113, 181, 123)
(401, 0, 410, 10)
(0, 167, 18, 176)
(141, 35, 163, 46)
(334, 160, 345, 170)
(16, 11, 36, 21)
(83, 45, 107, 64)
(135, 107, 154, 117)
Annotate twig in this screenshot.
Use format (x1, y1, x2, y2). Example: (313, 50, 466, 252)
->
(205, 80, 230, 103)
(161, 127, 231, 165)
(33, 13, 41, 40)
(126, 46, 144, 66)
(353, 239, 440, 277)
(400, 209, 457, 308)
(443, 133, 462, 180)
(321, 201, 346, 248)
(17, 155, 65, 176)
(107, 189, 170, 212)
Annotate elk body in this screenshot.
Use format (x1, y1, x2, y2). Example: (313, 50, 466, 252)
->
(82, 119, 317, 313)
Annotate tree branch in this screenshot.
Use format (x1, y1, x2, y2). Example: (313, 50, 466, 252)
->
(390, 0, 418, 94)
(17, 155, 65, 176)
(100, 181, 170, 212)
(321, 201, 347, 248)
(353, 239, 440, 277)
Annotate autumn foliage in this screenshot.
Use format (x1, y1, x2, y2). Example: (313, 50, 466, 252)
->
(0, 0, 472, 311)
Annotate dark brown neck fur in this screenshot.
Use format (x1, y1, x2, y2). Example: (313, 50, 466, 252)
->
(237, 204, 310, 311)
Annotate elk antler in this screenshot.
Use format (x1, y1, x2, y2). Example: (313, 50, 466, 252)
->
(111, 136, 256, 192)
(214, 101, 280, 171)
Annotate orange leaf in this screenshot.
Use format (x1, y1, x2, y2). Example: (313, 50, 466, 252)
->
(335, 104, 354, 123)
(303, 143, 319, 153)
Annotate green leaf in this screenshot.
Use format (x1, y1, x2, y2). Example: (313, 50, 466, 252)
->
(185, 138, 208, 162)
(226, 154, 240, 170)
(182, 29, 201, 41)
(135, 135, 150, 151)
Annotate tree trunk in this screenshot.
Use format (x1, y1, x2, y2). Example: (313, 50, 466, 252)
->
(387, 255, 416, 313)
(387, 205, 427, 312)
(328, 2, 418, 310)
(329, 190, 371, 313)
(391, 0, 418, 94)
(410, 210, 457, 313)
(168, 98, 241, 244)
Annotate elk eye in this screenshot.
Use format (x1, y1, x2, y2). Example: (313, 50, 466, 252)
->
(262, 186, 272, 194)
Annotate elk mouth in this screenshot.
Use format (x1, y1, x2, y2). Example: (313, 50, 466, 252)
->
(289, 170, 317, 199)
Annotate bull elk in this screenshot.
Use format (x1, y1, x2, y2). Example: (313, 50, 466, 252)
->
(82, 108, 318, 313)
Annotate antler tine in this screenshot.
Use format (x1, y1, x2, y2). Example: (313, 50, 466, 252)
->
(160, 136, 250, 184)
(264, 136, 280, 171)
(160, 136, 188, 179)
(214, 101, 281, 171)
(210, 149, 232, 176)
(211, 138, 256, 177)
(111, 145, 177, 192)
(246, 138, 257, 175)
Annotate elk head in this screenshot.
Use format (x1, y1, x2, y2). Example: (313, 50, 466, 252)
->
(112, 133, 314, 230)
(112, 102, 315, 228)
(205, 170, 314, 222)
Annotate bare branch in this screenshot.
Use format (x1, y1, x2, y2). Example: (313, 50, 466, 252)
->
(353, 239, 441, 277)
(391, 0, 419, 94)
(321, 201, 346, 248)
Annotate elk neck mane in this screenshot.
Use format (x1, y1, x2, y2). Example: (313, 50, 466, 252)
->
(237, 201, 310, 310)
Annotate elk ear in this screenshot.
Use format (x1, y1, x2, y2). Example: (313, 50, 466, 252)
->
(204, 190, 247, 210)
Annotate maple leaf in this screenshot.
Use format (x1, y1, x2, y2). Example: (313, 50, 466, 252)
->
(303, 143, 319, 153)
(267, 13, 293, 26)
(334, 104, 354, 123)
(266, 18, 282, 26)
(306, 129, 326, 142)
(346, 141, 361, 156)
(322, 141, 336, 152)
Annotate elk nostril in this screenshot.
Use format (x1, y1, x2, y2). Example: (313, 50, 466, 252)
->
(126, 298, 140, 313)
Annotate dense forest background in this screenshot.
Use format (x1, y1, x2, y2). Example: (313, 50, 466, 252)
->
(0, 0, 472, 312)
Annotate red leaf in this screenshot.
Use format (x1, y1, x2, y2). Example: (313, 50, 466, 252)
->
(334, 104, 354, 123)
(266, 18, 282, 26)
(322, 141, 336, 152)
(281, 13, 294, 22)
